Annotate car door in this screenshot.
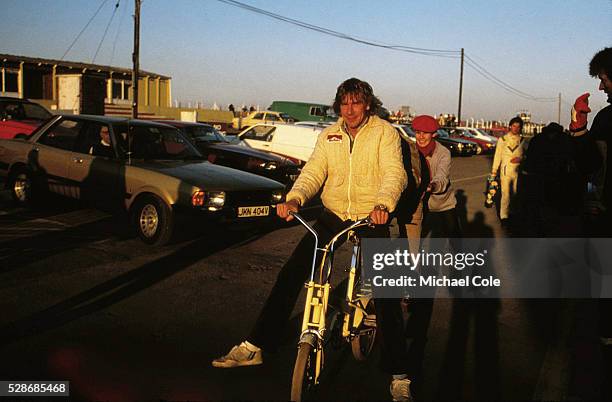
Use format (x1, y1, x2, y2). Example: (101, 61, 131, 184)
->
(33, 117, 84, 197)
(239, 125, 276, 152)
(65, 121, 122, 205)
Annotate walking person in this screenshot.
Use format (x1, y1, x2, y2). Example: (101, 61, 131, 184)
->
(490, 117, 527, 226)
(412, 115, 460, 238)
(212, 78, 418, 401)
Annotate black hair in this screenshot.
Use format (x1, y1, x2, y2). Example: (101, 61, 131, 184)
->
(589, 47, 612, 78)
(332, 78, 382, 116)
(509, 116, 524, 128)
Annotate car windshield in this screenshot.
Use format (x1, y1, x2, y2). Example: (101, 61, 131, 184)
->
(401, 125, 415, 137)
(0, 101, 52, 121)
(436, 129, 450, 138)
(182, 125, 228, 143)
(113, 123, 203, 160)
(459, 130, 475, 138)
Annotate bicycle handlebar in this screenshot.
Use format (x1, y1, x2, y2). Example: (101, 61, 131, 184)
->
(288, 211, 375, 282)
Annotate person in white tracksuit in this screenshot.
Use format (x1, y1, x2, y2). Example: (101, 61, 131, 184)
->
(490, 117, 527, 222)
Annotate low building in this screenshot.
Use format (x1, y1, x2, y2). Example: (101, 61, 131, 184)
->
(0, 53, 171, 115)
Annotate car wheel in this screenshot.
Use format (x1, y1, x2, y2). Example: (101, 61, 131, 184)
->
(131, 195, 174, 246)
(9, 169, 33, 205)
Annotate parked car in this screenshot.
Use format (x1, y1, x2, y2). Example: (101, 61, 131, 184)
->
(434, 128, 478, 156)
(393, 124, 416, 143)
(232, 110, 295, 130)
(160, 120, 300, 187)
(0, 97, 53, 139)
(294, 121, 334, 129)
(0, 115, 285, 245)
(237, 123, 323, 164)
(453, 126, 498, 143)
(447, 128, 495, 154)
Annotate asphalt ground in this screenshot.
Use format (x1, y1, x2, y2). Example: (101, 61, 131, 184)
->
(0, 153, 610, 401)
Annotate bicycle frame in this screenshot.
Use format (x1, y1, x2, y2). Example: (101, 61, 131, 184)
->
(289, 212, 373, 385)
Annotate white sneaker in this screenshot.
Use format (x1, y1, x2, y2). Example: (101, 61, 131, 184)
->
(390, 378, 413, 402)
(212, 341, 263, 368)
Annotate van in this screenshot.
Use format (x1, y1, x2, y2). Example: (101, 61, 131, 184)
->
(237, 123, 323, 164)
(268, 101, 337, 122)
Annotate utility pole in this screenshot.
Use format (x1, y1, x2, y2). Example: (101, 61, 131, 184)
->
(458, 48, 464, 126)
(557, 92, 561, 124)
(132, 0, 141, 119)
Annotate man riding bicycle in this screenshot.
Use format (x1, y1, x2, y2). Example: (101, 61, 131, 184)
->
(213, 78, 414, 401)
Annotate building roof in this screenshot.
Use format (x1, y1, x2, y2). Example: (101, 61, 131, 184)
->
(0, 53, 171, 80)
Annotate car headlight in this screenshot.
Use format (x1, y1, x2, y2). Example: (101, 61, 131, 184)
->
(457, 143, 463, 150)
(271, 190, 283, 204)
(260, 161, 278, 170)
(192, 190, 226, 210)
(207, 191, 226, 208)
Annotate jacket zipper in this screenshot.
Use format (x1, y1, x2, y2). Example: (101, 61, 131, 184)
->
(347, 132, 355, 219)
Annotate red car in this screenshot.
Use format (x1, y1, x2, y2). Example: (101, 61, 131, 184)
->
(446, 127, 496, 154)
(0, 97, 53, 139)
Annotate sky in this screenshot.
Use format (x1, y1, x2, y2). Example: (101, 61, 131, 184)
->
(1, 0, 611, 126)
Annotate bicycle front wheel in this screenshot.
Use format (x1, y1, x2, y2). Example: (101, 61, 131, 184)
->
(350, 299, 377, 361)
(291, 342, 318, 402)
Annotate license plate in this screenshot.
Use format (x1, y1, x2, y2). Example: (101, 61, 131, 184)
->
(237, 205, 270, 217)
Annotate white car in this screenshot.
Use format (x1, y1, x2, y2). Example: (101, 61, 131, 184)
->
(237, 123, 323, 164)
(294, 121, 334, 129)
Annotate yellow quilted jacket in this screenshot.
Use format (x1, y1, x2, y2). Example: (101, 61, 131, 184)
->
(287, 115, 407, 220)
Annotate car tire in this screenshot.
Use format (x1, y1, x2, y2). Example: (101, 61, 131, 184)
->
(131, 195, 174, 246)
(8, 168, 33, 205)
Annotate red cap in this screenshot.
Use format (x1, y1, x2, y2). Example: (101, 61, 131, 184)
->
(412, 115, 439, 133)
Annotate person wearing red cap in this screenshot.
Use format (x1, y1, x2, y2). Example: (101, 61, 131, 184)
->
(412, 115, 460, 238)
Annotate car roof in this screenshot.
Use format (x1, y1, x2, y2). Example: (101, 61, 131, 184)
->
(155, 120, 214, 128)
(58, 114, 178, 128)
(0, 96, 39, 104)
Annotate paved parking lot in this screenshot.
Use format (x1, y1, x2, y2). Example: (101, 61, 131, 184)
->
(0, 154, 605, 401)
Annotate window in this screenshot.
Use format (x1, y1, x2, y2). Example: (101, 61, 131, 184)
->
(184, 125, 226, 142)
(242, 126, 275, 142)
(0, 101, 51, 121)
(4, 71, 18, 93)
(22, 103, 52, 120)
(310, 107, 324, 117)
(38, 119, 83, 151)
(115, 124, 201, 160)
(253, 113, 264, 120)
(265, 113, 279, 121)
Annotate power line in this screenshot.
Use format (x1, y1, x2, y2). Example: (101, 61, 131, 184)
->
(92, 0, 121, 64)
(216, 0, 560, 104)
(61, 0, 110, 61)
(215, 0, 460, 57)
(110, 0, 128, 66)
(464, 54, 557, 102)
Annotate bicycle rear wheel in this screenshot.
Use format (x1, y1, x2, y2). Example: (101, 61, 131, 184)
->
(350, 299, 377, 361)
(291, 342, 318, 402)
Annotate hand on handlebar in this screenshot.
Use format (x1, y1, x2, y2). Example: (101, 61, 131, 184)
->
(368, 208, 389, 225)
(277, 199, 300, 221)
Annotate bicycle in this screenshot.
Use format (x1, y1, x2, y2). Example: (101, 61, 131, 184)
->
(289, 212, 377, 402)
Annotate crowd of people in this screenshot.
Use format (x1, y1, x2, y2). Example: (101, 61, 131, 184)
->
(210, 46, 612, 401)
